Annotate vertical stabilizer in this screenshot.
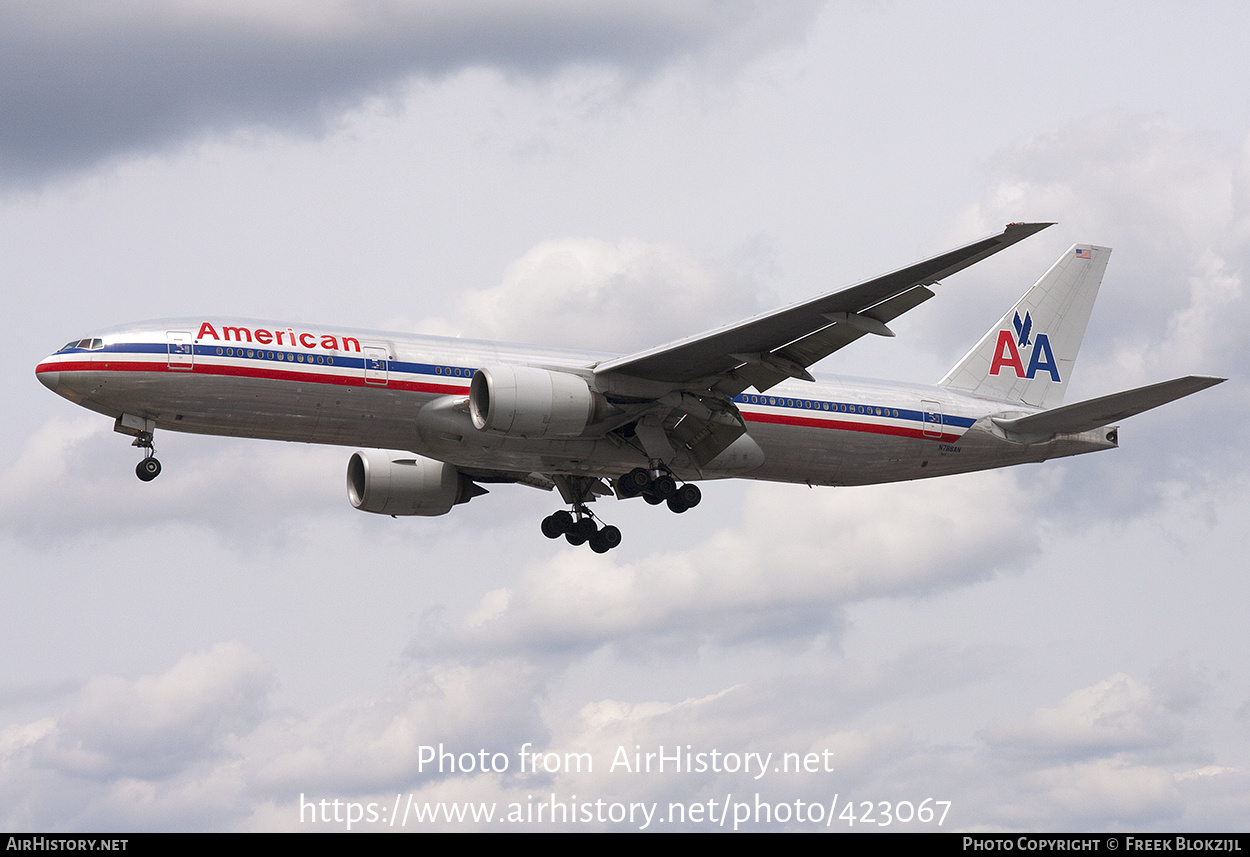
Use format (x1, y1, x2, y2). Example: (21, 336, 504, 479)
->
(939, 245, 1110, 409)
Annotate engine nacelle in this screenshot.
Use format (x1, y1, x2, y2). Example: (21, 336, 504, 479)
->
(469, 365, 605, 438)
(347, 450, 479, 516)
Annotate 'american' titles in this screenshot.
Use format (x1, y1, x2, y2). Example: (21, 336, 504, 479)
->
(195, 322, 362, 353)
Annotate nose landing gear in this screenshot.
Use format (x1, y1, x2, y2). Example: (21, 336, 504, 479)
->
(132, 431, 162, 482)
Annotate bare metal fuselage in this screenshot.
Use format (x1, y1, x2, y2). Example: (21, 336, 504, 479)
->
(36, 319, 1116, 488)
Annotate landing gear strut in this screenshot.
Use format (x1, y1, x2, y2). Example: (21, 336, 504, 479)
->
(132, 431, 162, 482)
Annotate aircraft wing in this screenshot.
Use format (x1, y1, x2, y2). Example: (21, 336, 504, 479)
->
(991, 376, 1226, 439)
(594, 222, 1053, 395)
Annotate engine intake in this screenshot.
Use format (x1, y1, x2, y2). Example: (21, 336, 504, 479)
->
(469, 365, 604, 438)
(347, 450, 482, 516)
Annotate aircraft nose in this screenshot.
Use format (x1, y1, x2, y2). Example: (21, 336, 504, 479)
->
(35, 362, 60, 393)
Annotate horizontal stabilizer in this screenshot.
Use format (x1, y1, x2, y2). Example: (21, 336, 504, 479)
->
(992, 376, 1225, 438)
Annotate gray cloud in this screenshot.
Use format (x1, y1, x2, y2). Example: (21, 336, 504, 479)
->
(0, 1, 818, 185)
(0, 417, 347, 547)
(33, 643, 273, 781)
(6, 645, 1242, 831)
(968, 667, 1245, 829)
(981, 674, 1184, 762)
(425, 473, 1042, 659)
(938, 117, 1249, 526)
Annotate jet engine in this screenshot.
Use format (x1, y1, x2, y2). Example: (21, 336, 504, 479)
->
(347, 450, 483, 516)
(469, 365, 606, 438)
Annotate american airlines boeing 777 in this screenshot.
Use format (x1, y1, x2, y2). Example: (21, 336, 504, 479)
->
(35, 223, 1223, 553)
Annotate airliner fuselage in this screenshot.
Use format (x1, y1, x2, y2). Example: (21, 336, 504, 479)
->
(35, 317, 1113, 486)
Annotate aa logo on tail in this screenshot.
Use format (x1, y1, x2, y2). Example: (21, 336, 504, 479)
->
(989, 311, 1060, 381)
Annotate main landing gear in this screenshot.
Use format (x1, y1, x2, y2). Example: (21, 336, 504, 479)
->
(132, 431, 162, 482)
(541, 508, 623, 553)
(539, 467, 702, 552)
(615, 467, 701, 513)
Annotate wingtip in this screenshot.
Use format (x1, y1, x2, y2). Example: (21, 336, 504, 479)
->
(1172, 375, 1227, 395)
(993, 221, 1054, 247)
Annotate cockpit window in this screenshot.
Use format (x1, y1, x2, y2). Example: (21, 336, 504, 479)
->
(59, 338, 104, 352)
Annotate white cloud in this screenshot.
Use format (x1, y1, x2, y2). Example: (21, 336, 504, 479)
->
(445, 472, 1041, 657)
(0, 419, 345, 546)
(448, 237, 773, 352)
(1, 640, 1244, 830)
(954, 116, 1250, 389)
(34, 643, 272, 781)
(982, 674, 1182, 760)
(1030, 758, 1183, 826)
(247, 659, 548, 793)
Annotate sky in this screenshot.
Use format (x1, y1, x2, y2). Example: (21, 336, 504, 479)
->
(2, 0, 1248, 832)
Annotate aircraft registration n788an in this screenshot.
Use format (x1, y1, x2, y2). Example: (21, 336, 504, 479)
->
(36, 223, 1224, 553)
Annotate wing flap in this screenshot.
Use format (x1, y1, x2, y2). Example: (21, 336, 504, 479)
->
(991, 376, 1225, 438)
(757, 285, 936, 391)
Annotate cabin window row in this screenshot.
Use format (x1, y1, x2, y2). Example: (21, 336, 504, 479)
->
(739, 394, 899, 418)
(215, 346, 335, 365)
